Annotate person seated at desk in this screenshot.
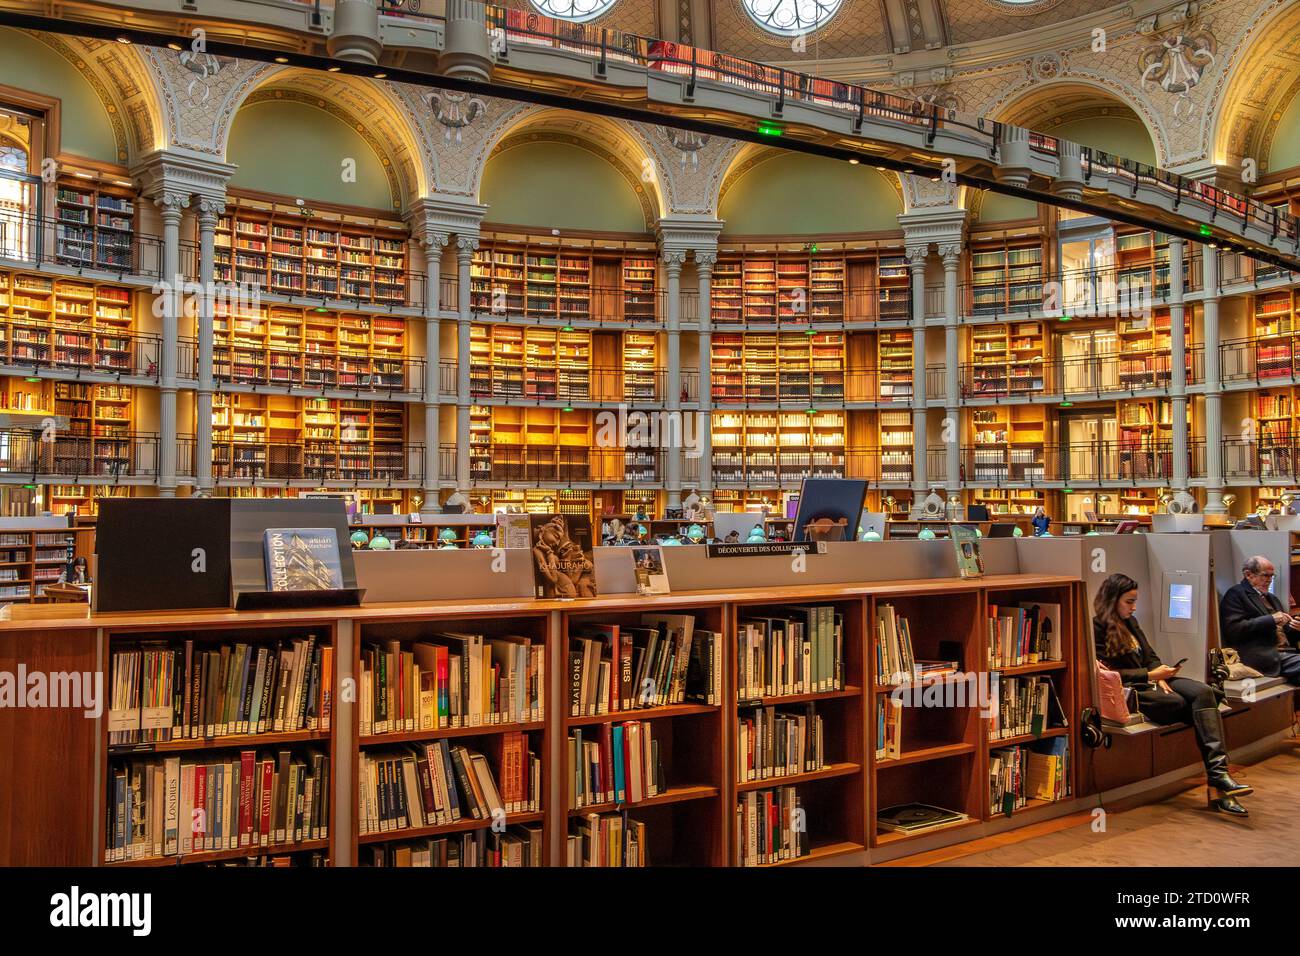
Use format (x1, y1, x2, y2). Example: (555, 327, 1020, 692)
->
(1031, 506, 1050, 536)
(59, 556, 91, 585)
(1094, 572, 1252, 816)
(1219, 555, 1300, 686)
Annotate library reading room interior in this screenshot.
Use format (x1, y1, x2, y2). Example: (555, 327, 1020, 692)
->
(1, 0, 1300, 871)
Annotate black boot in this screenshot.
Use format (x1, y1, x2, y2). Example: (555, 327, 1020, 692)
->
(1192, 707, 1253, 796)
(1207, 791, 1249, 816)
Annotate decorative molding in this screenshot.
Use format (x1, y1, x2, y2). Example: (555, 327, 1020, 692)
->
(656, 215, 725, 257)
(131, 149, 236, 207)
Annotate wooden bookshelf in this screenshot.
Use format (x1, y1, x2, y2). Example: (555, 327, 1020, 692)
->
(1252, 290, 1299, 379)
(877, 330, 912, 403)
(1117, 308, 1188, 390)
(968, 488, 1050, 517)
(1118, 397, 1177, 482)
(100, 620, 337, 866)
(1115, 228, 1172, 299)
(711, 331, 845, 404)
(474, 407, 593, 482)
(967, 321, 1045, 397)
(0, 526, 93, 602)
(968, 406, 1046, 485)
(215, 201, 409, 306)
(622, 330, 657, 403)
(0, 270, 136, 372)
(878, 409, 912, 484)
(712, 247, 907, 324)
(968, 237, 1044, 315)
(54, 178, 136, 271)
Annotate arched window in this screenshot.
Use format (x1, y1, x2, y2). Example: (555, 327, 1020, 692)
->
(741, 0, 843, 37)
(529, 0, 618, 22)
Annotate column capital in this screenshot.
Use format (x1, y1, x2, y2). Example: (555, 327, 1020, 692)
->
(662, 249, 688, 271)
(905, 243, 929, 267)
(131, 148, 235, 209)
(420, 231, 451, 252)
(155, 192, 190, 218)
(196, 197, 226, 221)
(456, 235, 480, 256)
(695, 251, 718, 269)
(937, 243, 962, 266)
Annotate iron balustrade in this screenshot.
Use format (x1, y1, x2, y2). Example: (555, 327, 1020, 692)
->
(0, 318, 163, 379)
(1220, 334, 1300, 384)
(212, 439, 425, 482)
(1222, 438, 1300, 483)
(211, 344, 425, 394)
(0, 207, 181, 280)
(0, 427, 160, 479)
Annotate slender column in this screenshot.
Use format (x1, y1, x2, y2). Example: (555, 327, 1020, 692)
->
(421, 233, 448, 513)
(1202, 248, 1224, 513)
(663, 250, 685, 508)
(906, 243, 929, 512)
(455, 236, 478, 495)
(1168, 237, 1189, 495)
(696, 252, 716, 495)
(156, 192, 188, 497)
(195, 198, 223, 497)
(940, 243, 962, 493)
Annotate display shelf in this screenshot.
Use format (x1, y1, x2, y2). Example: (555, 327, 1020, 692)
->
(54, 179, 136, 271)
(968, 238, 1044, 315)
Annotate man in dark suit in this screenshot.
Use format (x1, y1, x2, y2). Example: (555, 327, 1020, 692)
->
(1219, 555, 1300, 684)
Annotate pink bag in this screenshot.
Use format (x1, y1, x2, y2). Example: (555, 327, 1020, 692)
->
(1096, 664, 1132, 723)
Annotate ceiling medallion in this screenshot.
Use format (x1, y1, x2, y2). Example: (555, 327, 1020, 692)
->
(976, 0, 1063, 14)
(664, 127, 710, 167)
(1139, 20, 1216, 120)
(1032, 53, 1061, 81)
(426, 91, 487, 144)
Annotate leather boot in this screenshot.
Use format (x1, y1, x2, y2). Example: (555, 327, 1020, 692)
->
(1192, 707, 1253, 796)
(1207, 791, 1249, 817)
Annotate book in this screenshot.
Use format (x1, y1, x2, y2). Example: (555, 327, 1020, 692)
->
(950, 525, 984, 579)
(877, 802, 969, 834)
(495, 513, 531, 550)
(529, 514, 597, 599)
(630, 545, 670, 594)
(263, 528, 343, 591)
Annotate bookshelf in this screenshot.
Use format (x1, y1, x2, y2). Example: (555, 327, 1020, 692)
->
(215, 202, 409, 306)
(623, 330, 657, 403)
(0, 271, 137, 372)
(471, 240, 658, 323)
(878, 409, 913, 484)
(712, 248, 906, 324)
(1117, 308, 1188, 390)
(1118, 397, 1177, 482)
(711, 331, 846, 405)
(967, 322, 1045, 397)
(476, 407, 593, 482)
(969, 488, 1050, 517)
(709, 412, 843, 484)
(877, 330, 912, 402)
(1252, 290, 1299, 379)
(0, 526, 91, 602)
(54, 178, 136, 271)
(968, 238, 1044, 315)
(101, 620, 337, 866)
(1115, 228, 1172, 299)
(968, 406, 1046, 484)
(213, 302, 408, 390)
(1255, 389, 1296, 478)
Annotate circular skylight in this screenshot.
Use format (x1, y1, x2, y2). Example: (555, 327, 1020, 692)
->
(530, 0, 618, 22)
(742, 0, 844, 37)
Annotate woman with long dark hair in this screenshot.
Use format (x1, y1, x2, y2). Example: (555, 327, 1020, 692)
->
(1093, 572, 1252, 816)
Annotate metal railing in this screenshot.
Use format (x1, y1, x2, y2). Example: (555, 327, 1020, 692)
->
(0, 318, 163, 379)
(1221, 335, 1299, 384)
(448, 362, 699, 403)
(1223, 438, 1300, 482)
(0, 208, 178, 280)
(211, 345, 425, 394)
(213, 440, 425, 481)
(0, 428, 160, 479)
(462, 444, 665, 484)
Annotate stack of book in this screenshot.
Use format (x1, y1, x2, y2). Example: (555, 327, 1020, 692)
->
(568, 812, 648, 867)
(736, 605, 844, 699)
(737, 704, 825, 781)
(874, 603, 915, 684)
(568, 614, 721, 714)
(986, 602, 1061, 668)
(567, 719, 663, 808)
(365, 827, 545, 867)
(989, 675, 1066, 740)
(735, 786, 808, 865)
(875, 697, 902, 760)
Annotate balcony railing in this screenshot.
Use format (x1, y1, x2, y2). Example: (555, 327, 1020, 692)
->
(212, 345, 425, 394)
(1222, 439, 1300, 482)
(0, 208, 177, 280)
(0, 318, 163, 379)
(1221, 335, 1300, 384)
(0, 428, 160, 479)
(956, 349, 1201, 400)
(213, 440, 424, 482)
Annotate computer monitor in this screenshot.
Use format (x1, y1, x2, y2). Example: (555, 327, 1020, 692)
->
(967, 505, 991, 522)
(791, 478, 868, 543)
(987, 523, 1017, 538)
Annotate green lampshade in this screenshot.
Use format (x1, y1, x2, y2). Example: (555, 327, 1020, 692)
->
(687, 523, 705, 543)
(863, 530, 882, 541)
(661, 537, 682, 546)
(1085, 530, 1102, 536)
(917, 528, 936, 540)
(369, 534, 392, 550)
(350, 531, 370, 548)
(438, 527, 458, 543)
(974, 528, 982, 538)
(746, 527, 767, 543)
(471, 530, 494, 548)
(1012, 527, 1024, 537)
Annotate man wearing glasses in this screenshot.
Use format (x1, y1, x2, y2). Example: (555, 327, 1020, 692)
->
(1220, 556, 1300, 685)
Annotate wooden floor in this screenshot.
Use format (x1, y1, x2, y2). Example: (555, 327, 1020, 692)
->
(882, 741, 1300, 867)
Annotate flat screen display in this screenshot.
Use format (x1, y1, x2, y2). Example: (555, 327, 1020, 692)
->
(1168, 583, 1193, 620)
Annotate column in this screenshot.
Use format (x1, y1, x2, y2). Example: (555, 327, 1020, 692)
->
(421, 233, 448, 513)
(1202, 248, 1224, 513)
(156, 192, 188, 497)
(696, 251, 715, 494)
(455, 236, 477, 494)
(906, 243, 929, 513)
(195, 197, 223, 497)
(663, 250, 685, 509)
(1168, 237, 1189, 496)
(940, 243, 962, 493)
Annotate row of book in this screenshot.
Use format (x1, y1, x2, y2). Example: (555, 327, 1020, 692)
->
(364, 827, 545, 867)
(567, 812, 648, 867)
(875, 603, 917, 685)
(105, 749, 329, 863)
(738, 703, 826, 781)
(989, 738, 1071, 815)
(736, 606, 844, 699)
(567, 720, 663, 809)
(358, 733, 539, 835)
(986, 603, 1061, 669)
(736, 786, 809, 866)
(876, 697, 902, 760)
(568, 614, 722, 715)
(989, 675, 1067, 740)
(107, 638, 331, 745)
(358, 634, 544, 736)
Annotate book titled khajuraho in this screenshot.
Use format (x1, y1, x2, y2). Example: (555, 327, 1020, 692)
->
(263, 528, 344, 592)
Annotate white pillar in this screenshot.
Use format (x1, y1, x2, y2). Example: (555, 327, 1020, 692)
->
(195, 198, 222, 497)
(696, 251, 715, 495)
(1168, 237, 1188, 495)
(156, 192, 188, 497)
(907, 243, 929, 513)
(940, 243, 961, 493)
(421, 233, 448, 513)
(455, 236, 477, 494)
(1202, 248, 1224, 513)
(663, 250, 685, 508)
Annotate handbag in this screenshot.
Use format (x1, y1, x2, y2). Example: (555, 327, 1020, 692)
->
(1218, 646, 1263, 680)
(1095, 663, 1133, 723)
